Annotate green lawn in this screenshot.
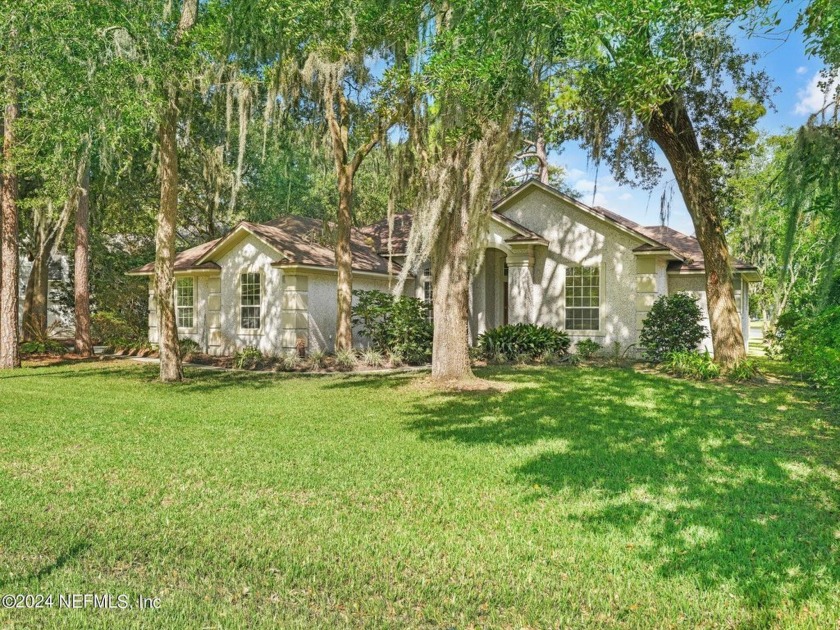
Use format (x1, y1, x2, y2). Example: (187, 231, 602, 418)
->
(1, 361, 838, 628)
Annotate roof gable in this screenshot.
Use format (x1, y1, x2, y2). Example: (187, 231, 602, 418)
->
(494, 179, 673, 253)
(127, 215, 404, 277)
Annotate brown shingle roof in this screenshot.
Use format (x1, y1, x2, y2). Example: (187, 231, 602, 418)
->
(358, 213, 413, 255)
(127, 238, 222, 275)
(127, 215, 404, 277)
(360, 211, 547, 256)
(634, 225, 757, 271)
(247, 216, 401, 274)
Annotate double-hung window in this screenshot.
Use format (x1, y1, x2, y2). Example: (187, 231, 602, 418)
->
(175, 278, 194, 329)
(422, 265, 433, 321)
(565, 266, 600, 330)
(240, 272, 261, 330)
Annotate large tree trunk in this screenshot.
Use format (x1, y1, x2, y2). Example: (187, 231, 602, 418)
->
(155, 93, 183, 382)
(646, 95, 746, 368)
(74, 164, 92, 356)
(430, 194, 474, 383)
(0, 93, 20, 369)
(335, 166, 353, 352)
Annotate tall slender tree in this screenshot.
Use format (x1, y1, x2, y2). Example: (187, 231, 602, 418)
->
(0, 81, 21, 369)
(74, 151, 92, 356)
(302, 53, 392, 351)
(153, 0, 198, 382)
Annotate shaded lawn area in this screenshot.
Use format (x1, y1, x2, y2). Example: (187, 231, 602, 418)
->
(0, 361, 838, 628)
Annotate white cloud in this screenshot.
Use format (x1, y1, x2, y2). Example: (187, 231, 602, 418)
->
(619, 192, 633, 201)
(794, 71, 840, 116)
(796, 66, 808, 75)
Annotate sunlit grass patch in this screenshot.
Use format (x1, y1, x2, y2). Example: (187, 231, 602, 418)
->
(0, 360, 837, 628)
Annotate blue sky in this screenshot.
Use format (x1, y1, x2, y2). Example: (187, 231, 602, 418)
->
(555, 0, 832, 235)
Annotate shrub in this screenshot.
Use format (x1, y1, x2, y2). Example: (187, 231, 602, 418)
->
(780, 306, 840, 401)
(92, 311, 143, 346)
(361, 347, 384, 368)
(179, 338, 201, 358)
(308, 349, 327, 369)
(234, 346, 263, 370)
(476, 323, 571, 360)
(575, 339, 601, 359)
(281, 352, 301, 371)
(640, 293, 707, 363)
(20, 340, 65, 355)
(388, 351, 404, 368)
(335, 348, 357, 370)
(727, 359, 761, 382)
(352, 290, 432, 364)
(661, 350, 720, 380)
(765, 311, 800, 359)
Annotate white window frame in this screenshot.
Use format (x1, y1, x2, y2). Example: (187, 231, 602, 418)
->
(239, 272, 262, 332)
(563, 263, 605, 334)
(175, 277, 195, 331)
(422, 265, 433, 321)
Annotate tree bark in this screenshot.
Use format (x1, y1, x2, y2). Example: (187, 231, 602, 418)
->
(153, 0, 197, 382)
(335, 165, 354, 351)
(535, 132, 549, 184)
(74, 164, 92, 356)
(22, 242, 50, 341)
(155, 92, 183, 382)
(430, 187, 475, 383)
(322, 78, 384, 353)
(646, 94, 746, 367)
(0, 93, 20, 368)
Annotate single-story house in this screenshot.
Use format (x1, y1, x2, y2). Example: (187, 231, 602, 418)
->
(127, 179, 759, 355)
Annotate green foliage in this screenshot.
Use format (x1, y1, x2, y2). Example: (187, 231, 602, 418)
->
(91, 311, 144, 347)
(352, 290, 432, 365)
(179, 338, 201, 358)
(780, 306, 840, 401)
(801, 0, 840, 68)
(661, 351, 721, 381)
(20, 340, 65, 356)
(281, 352, 301, 371)
(387, 351, 404, 368)
(308, 349, 327, 369)
(764, 310, 801, 359)
(640, 294, 707, 363)
(234, 346, 263, 370)
(575, 339, 601, 359)
(477, 324, 571, 361)
(335, 348, 356, 370)
(727, 359, 761, 382)
(361, 348, 384, 368)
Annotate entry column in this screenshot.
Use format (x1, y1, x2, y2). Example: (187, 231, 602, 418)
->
(506, 248, 533, 325)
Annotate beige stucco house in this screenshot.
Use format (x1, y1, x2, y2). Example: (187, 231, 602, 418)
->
(128, 180, 759, 355)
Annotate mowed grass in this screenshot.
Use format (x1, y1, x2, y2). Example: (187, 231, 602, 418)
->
(0, 360, 838, 628)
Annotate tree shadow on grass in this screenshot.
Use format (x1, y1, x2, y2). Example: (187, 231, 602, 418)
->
(403, 365, 840, 614)
(0, 540, 91, 589)
(0, 360, 421, 396)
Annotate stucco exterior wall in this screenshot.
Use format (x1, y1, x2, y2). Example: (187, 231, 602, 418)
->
(666, 273, 714, 353)
(147, 231, 412, 356)
(306, 271, 410, 353)
(498, 188, 642, 348)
